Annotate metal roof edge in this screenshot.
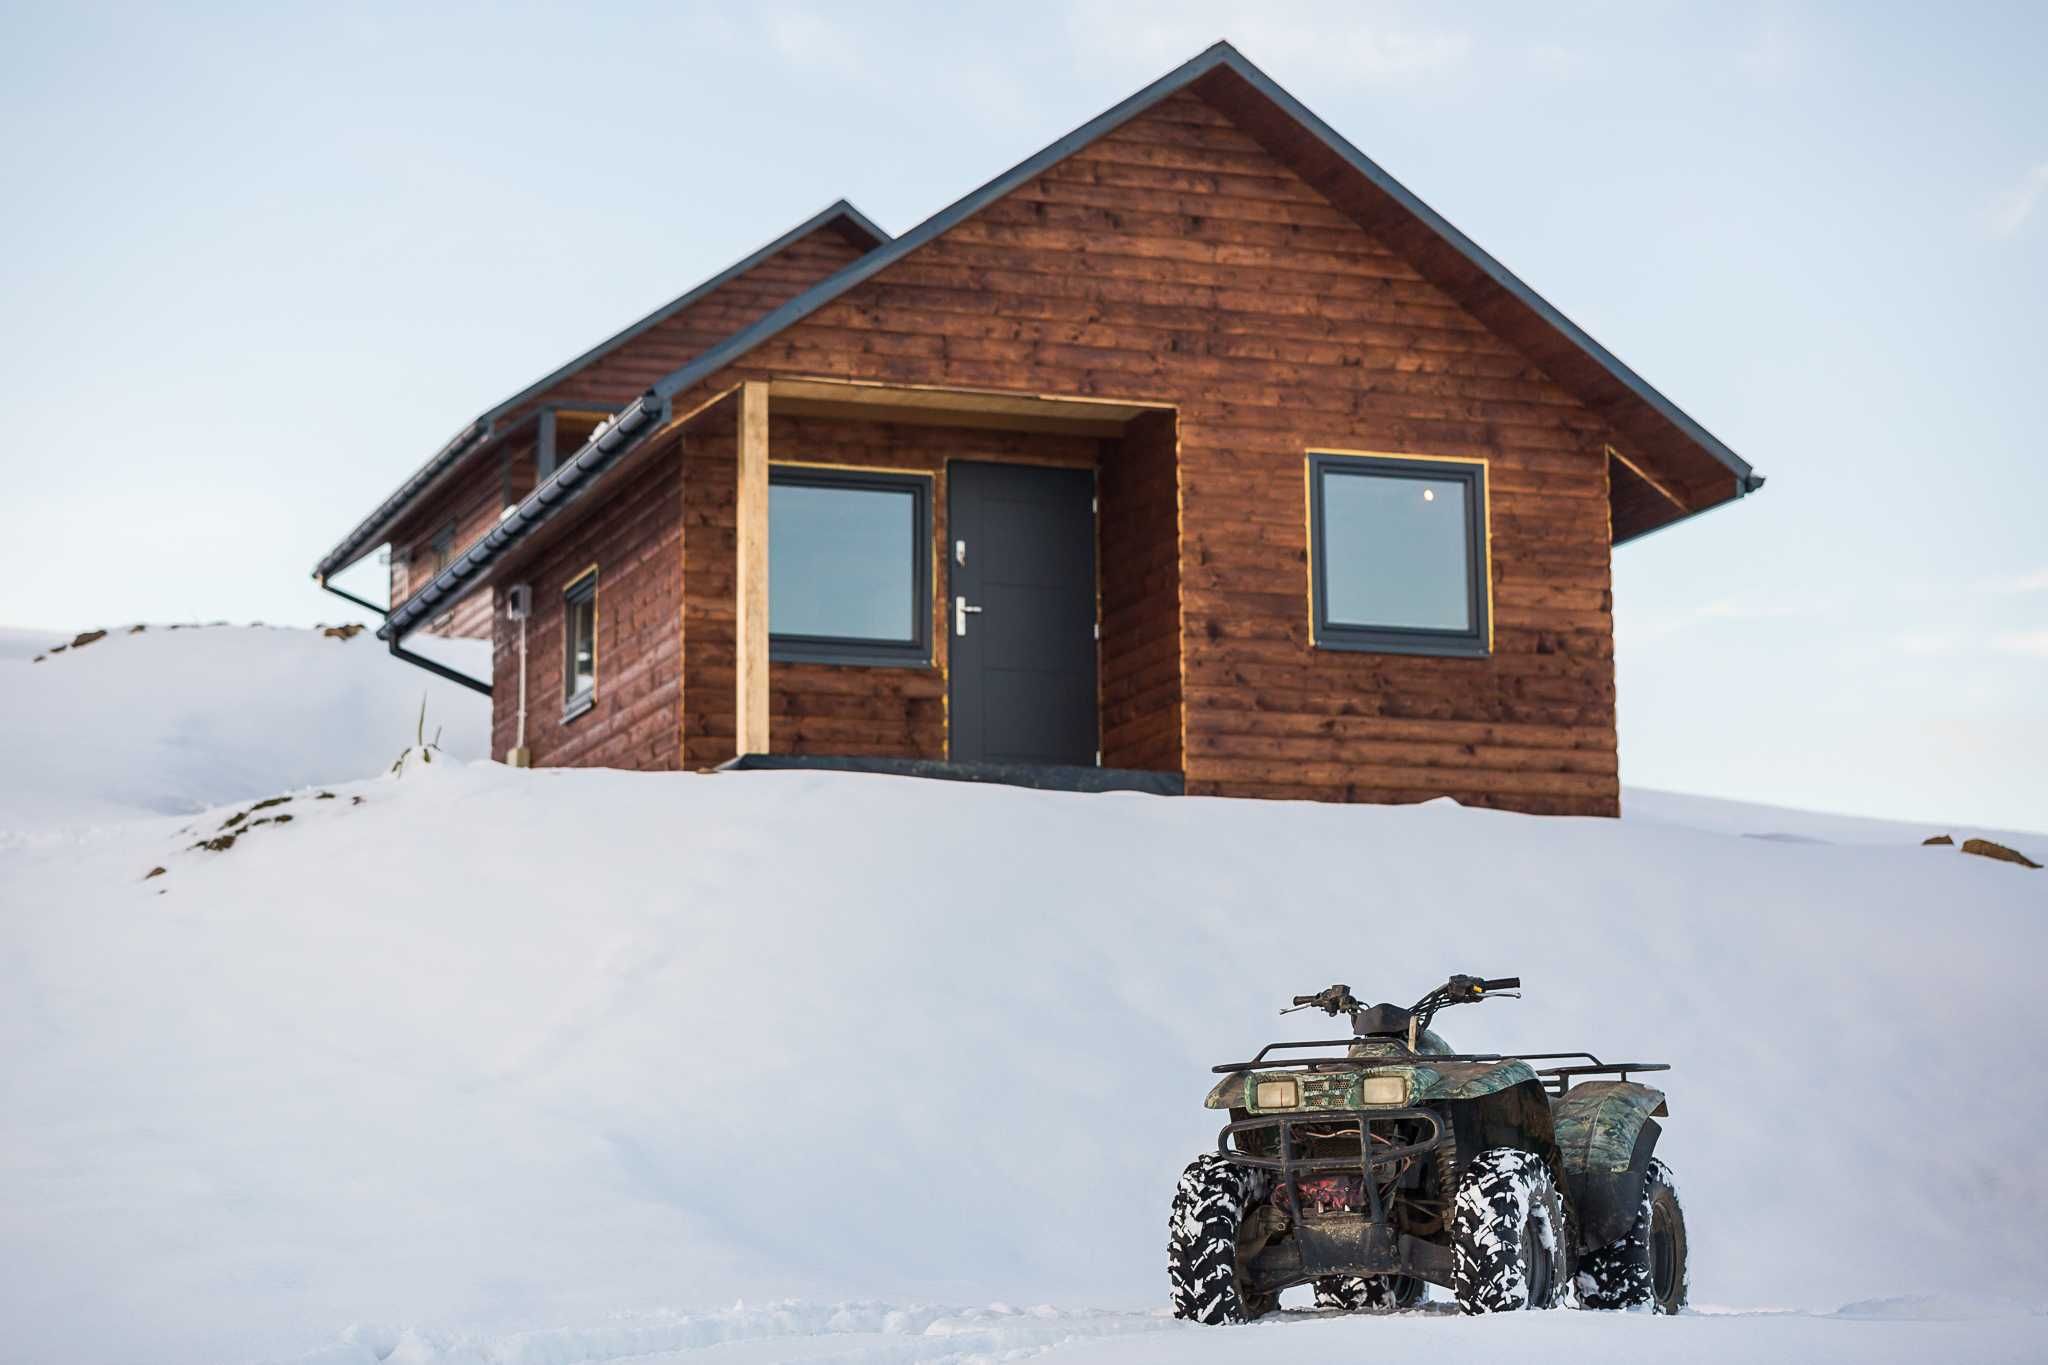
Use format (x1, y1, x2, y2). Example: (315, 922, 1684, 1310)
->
(1199, 56, 1754, 486)
(650, 43, 1242, 406)
(312, 199, 891, 582)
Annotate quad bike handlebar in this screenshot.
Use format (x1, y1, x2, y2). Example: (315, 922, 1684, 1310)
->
(1283, 974, 1522, 1030)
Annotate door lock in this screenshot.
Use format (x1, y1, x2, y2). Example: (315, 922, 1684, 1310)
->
(955, 595, 984, 636)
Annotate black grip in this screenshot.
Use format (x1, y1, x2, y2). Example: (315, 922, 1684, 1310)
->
(1291, 994, 1318, 1006)
(1481, 977, 1521, 991)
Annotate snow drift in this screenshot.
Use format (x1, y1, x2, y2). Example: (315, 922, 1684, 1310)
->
(2, 625, 2045, 1364)
(0, 624, 487, 833)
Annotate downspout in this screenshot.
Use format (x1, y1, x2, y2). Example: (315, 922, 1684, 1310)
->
(315, 573, 493, 697)
(511, 611, 530, 767)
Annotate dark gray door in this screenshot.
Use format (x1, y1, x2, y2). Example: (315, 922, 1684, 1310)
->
(948, 462, 1098, 766)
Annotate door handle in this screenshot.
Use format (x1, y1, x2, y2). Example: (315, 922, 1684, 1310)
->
(955, 595, 983, 636)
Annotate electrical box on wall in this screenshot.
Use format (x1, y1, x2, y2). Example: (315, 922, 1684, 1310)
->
(506, 584, 532, 620)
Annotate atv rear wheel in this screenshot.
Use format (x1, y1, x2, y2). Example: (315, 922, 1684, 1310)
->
(1168, 1154, 1275, 1324)
(1451, 1148, 1568, 1314)
(1313, 1275, 1426, 1313)
(1578, 1159, 1688, 1313)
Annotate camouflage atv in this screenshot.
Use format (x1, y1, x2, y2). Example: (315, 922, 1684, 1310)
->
(1169, 975, 1686, 1319)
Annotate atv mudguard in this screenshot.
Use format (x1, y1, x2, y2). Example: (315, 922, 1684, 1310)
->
(1552, 1081, 1667, 1249)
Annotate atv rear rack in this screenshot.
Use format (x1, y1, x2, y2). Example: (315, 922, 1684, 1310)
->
(1215, 1041, 1669, 1094)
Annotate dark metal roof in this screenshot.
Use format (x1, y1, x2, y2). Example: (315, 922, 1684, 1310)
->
(313, 199, 888, 583)
(377, 40, 1760, 641)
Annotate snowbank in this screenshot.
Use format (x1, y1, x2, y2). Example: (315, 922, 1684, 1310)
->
(2, 756, 2044, 1365)
(1624, 786, 2044, 848)
(0, 624, 488, 834)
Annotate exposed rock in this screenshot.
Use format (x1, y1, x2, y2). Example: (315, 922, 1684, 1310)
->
(1923, 834, 1954, 846)
(127, 624, 146, 634)
(69, 630, 106, 649)
(143, 866, 166, 880)
(322, 623, 365, 640)
(1960, 838, 2041, 870)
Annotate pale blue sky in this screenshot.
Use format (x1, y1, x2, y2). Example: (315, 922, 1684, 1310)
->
(2, 2, 2042, 830)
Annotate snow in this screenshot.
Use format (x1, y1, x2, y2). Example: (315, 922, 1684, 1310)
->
(1, 626, 2044, 1364)
(1624, 786, 2045, 849)
(0, 623, 488, 834)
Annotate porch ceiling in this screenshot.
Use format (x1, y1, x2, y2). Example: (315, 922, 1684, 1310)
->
(765, 377, 1172, 438)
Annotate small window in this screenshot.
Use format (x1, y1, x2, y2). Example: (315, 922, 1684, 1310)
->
(769, 467, 931, 666)
(1308, 452, 1490, 657)
(562, 569, 597, 719)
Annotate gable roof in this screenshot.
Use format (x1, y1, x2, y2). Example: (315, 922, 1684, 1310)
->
(376, 41, 1762, 642)
(312, 199, 888, 583)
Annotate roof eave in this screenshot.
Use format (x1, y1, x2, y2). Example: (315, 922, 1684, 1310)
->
(311, 199, 890, 582)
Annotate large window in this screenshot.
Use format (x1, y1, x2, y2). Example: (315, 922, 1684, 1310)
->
(562, 568, 597, 719)
(1308, 451, 1490, 657)
(769, 466, 931, 666)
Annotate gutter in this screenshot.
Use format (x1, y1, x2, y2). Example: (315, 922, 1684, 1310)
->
(317, 576, 493, 697)
(375, 391, 671, 642)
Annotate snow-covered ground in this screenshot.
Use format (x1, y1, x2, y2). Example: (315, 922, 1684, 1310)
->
(0, 624, 487, 834)
(1, 626, 2043, 1364)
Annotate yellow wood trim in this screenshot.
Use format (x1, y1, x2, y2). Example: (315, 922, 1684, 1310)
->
(770, 458, 935, 480)
(1605, 443, 1689, 512)
(1308, 446, 1491, 469)
(637, 383, 747, 449)
(735, 383, 771, 757)
(1303, 448, 1495, 654)
(767, 373, 1176, 413)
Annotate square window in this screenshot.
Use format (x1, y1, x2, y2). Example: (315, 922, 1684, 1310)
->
(562, 569, 597, 717)
(769, 467, 931, 666)
(1309, 452, 1490, 657)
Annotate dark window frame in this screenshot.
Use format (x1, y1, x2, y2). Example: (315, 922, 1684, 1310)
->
(1307, 451, 1492, 659)
(561, 567, 598, 721)
(768, 464, 933, 669)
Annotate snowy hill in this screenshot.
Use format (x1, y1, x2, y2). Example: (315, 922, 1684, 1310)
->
(0, 624, 487, 834)
(1, 626, 2044, 1365)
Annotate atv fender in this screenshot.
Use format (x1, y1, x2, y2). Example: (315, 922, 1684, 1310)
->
(1552, 1081, 1667, 1249)
(1203, 1073, 1248, 1110)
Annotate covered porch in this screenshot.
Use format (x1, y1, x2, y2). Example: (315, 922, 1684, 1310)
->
(675, 377, 1184, 779)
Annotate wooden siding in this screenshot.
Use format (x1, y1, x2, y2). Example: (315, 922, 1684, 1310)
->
(487, 443, 684, 771)
(654, 90, 1623, 815)
(1097, 408, 1182, 772)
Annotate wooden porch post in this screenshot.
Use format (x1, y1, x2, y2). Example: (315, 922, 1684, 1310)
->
(735, 381, 771, 756)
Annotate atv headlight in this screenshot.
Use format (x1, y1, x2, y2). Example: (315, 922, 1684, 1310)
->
(1254, 1078, 1300, 1109)
(1359, 1075, 1408, 1107)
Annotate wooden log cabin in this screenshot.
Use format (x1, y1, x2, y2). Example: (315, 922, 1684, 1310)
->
(312, 42, 1763, 817)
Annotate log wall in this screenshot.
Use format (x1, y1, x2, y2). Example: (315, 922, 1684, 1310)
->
(487, 444, 684, 771)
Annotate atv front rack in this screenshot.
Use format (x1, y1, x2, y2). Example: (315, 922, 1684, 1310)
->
(1215, 1041, 1670, 1095)
(1220, 1107, 1445, 1224)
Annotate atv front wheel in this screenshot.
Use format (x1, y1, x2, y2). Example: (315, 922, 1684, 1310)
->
(1313, 1275, 1426, 1313)
(1451, 1148, 1569, 1313)
(1168, 1154, 1274, 1324)
(1578, 1159, 1688, 1313)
